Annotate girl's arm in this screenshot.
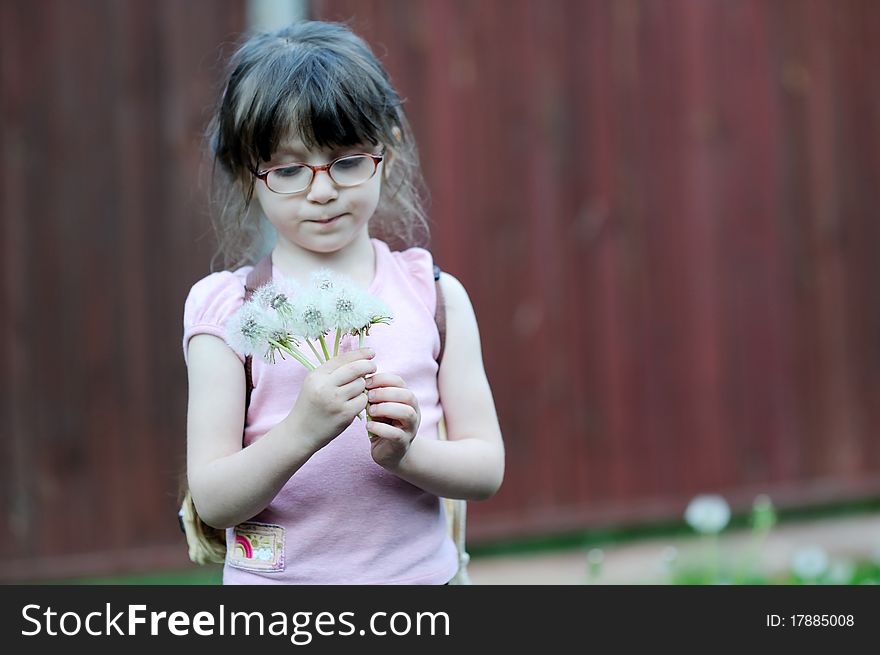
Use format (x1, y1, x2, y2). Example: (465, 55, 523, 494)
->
(186, 334, 374, 528)
(380, 273, 505, 500)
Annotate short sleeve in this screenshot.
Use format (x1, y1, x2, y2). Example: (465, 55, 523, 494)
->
(391, 246, 437, 317)
(182, 269, 248, 365)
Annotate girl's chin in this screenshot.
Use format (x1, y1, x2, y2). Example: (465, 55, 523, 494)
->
(288, 229, 367, 254)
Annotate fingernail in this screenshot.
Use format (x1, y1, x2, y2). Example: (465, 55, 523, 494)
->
(365, 348, 375, 357)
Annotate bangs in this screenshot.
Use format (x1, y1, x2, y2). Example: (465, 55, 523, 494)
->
(245, 51, 395, 166)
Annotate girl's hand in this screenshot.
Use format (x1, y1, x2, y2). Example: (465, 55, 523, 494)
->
(284, 348, 376, 451)
(365, 372, 421, 469)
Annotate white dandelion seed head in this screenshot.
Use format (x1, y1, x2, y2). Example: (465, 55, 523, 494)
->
(263, 312, 296, 345)
(791, 545, 830, 580)
(254, 311, 303, 364)
(252, 280, 300, 323)
(325, 285, 373, 333)
(289, 289, 329, 340)
(252, 281, 279, 309)
(336, 295, 355, 315)
(309, 268, 347, 293)
(224, 302, 269, 357)
(361, 295, 393, 331)
(684, 494, 731, 535)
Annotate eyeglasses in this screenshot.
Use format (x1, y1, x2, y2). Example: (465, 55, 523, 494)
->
(255, 151, 385, 195)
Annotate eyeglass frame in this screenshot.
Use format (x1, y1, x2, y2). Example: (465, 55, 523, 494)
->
(254, 149, 386, 195)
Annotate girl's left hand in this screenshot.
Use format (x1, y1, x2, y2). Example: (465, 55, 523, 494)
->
(365, 372, 421, 469)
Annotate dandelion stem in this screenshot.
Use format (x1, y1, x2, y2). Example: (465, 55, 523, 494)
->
(305, 338, 324, 364)
(355, 331, 371, 426)
(318, 334, 330, 361)
(736, 520, 773, 582)
(356, 398, 371, 424)
(294, 347, 318, 370)
(268, 340, 316, 370)
(333, 328, 342, 358)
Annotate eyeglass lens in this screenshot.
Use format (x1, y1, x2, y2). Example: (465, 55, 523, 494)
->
(266, 155, 378, 194)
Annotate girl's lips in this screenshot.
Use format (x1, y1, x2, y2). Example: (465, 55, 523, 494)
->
(309, 214, 343, 225)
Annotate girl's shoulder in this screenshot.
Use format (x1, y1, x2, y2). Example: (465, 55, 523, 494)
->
(183, 266, 251, 331)
(377, 239, 435, 284)
(376, 240, 437, 311)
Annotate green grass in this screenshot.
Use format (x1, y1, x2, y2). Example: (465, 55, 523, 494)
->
(671, 558, 880, 586)
(44, 566, 223, 586)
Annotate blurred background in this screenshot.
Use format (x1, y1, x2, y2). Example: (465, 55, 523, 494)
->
(2, 0, 879, 584)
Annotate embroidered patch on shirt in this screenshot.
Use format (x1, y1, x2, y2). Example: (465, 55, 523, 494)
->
(228, 522, 285, 572)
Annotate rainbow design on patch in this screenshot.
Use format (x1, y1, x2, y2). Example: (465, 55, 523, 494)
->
(234, 535, 253, 559)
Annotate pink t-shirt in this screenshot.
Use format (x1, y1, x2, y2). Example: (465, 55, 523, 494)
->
(182, 239, 459, 584)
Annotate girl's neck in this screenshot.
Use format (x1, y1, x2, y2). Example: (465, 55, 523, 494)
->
(270, 233, 376, 288)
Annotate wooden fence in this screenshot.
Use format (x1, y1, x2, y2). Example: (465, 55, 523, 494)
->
(314, 0, 880, 537)
(1, 0, 878, 581)
(1, 0, 245, 581)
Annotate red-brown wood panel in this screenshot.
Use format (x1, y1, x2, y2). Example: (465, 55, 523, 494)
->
(0, 0, 246, 581)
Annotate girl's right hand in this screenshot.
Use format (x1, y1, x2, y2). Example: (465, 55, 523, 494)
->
(284, 348, 376, 451)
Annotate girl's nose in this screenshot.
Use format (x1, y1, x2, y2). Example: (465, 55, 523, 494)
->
(306, 170, 338, 203)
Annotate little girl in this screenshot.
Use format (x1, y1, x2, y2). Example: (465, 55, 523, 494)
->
(183, 21, 504, 584)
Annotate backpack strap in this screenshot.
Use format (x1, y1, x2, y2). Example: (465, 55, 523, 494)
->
(244, 254, 273, 412)
(433, 264, 446, 366)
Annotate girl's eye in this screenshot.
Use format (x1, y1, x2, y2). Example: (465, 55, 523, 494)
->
(333, 156, 363, 170)
(273, 165, 308, 178)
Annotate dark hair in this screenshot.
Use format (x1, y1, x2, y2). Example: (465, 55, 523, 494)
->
(206, 21, 428, 269)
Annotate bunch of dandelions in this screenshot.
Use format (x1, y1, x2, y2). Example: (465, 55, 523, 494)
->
(224, 270, 393, 420)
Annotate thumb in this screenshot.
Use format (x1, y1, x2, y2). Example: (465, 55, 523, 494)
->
(323, 347, 375, 372)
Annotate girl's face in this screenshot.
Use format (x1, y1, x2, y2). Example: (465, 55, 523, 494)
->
(253, 137, 384, 256)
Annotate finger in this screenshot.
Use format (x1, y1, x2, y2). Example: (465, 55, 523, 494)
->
(331, 358, 377, 386)
(345, 393, 368, 416)
(366, 420, 405, 442)
(366, 387, 417, 407)
(364, 372, 406, 390)
(324, 348, 375, 373)
(367, 402, 418, 424)
(339, 376, 367, 400)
